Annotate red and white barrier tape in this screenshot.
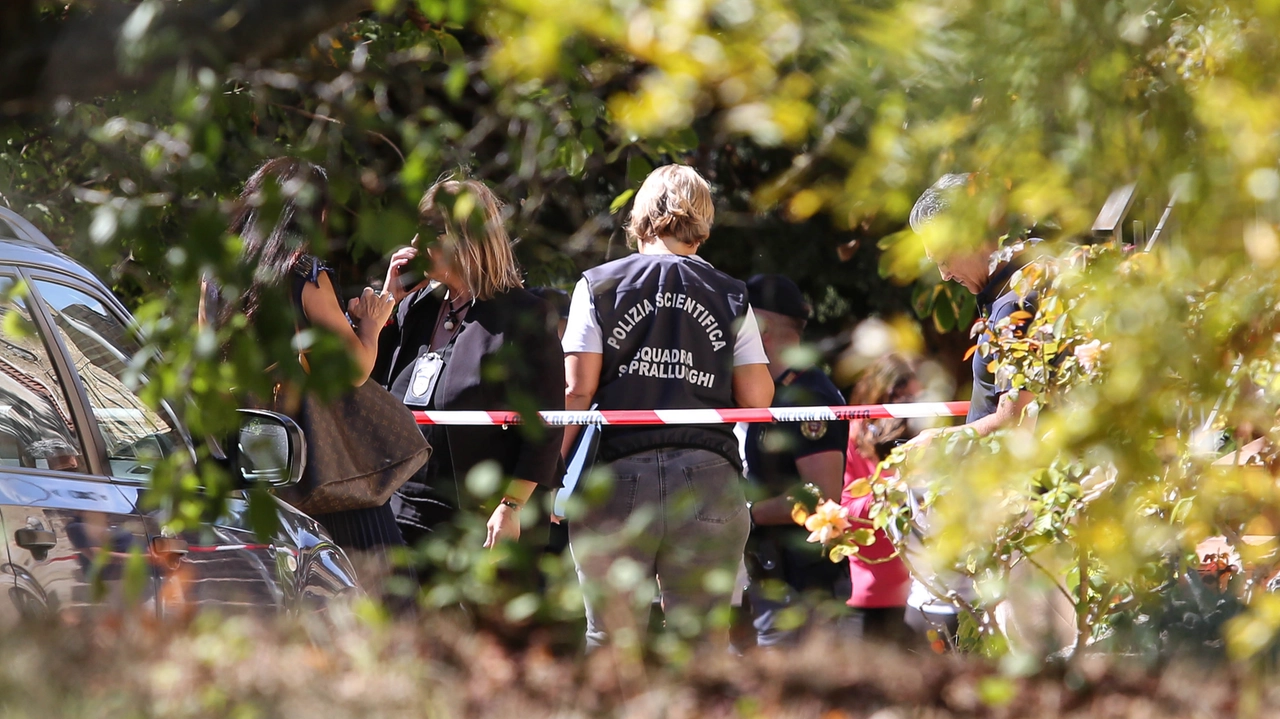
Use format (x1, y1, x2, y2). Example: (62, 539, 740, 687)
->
(412, 401, 969, 426)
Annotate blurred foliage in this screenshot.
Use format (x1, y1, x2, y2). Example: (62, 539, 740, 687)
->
(5, 0, 1280, 673)
(0, 611, 1262, 718)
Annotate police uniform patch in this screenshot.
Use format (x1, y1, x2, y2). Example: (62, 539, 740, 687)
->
(800, 420, 828, 441)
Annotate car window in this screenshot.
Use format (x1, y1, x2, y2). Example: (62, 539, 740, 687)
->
(0, 276, 86, 472)
(32, 279, 181, 481)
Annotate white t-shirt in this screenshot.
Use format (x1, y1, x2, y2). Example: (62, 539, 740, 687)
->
(562, 277, 768, 365)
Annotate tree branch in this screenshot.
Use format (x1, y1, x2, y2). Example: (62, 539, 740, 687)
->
(0, 0, 371, 115)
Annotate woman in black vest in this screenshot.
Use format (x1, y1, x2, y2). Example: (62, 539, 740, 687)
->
(210, 158, 403, 554)
(562, 164, 775, 650)
(376, 178, 564, 557)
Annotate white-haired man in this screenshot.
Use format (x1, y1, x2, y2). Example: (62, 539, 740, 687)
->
(910, 173, 1039, 440)
(903, 173, 1042, 649)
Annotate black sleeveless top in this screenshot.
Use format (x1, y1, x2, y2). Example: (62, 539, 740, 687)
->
(288, 255, 339, 327)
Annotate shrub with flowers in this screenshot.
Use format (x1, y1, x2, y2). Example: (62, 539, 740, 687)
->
(795, 238, 1280, 662)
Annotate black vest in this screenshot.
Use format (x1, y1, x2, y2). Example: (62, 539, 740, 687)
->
(584, 253, 746, 467)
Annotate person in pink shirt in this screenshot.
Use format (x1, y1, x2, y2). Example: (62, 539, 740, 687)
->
(839, 354, 921, 645)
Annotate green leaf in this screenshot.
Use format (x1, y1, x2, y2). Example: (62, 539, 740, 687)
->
(978, 676, 1017, 707)
(123, 545, 150, 604)
(558, 137, 588, 177)
(609, 188, 636, 214)
(580, 128, 604, 156)
(504, 593, 540, 622)
(247, 485, 281, 541)
(934, 286, 959, 332)
(447, 0, 471, 23)
(846, 477, 871, 498)
(1, 307, 33, 339)
(911, 281, 937, 318)
(417, 0, 446, 22)
(626, 153, 652, 187)
(851, 528, 876, 546)
(437, 30, 464, 62)
(464, 460, 503, 499)
(354, 205, 418, 256)
(444, 62, 469, 100)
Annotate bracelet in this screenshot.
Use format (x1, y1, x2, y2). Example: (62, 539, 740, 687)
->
(500, 498, 523, 511)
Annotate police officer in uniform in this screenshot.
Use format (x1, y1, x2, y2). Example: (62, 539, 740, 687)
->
(562, 164, 775, 650)
(739, 274, 849, 647)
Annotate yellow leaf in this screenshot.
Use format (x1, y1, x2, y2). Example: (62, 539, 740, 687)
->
(846, 478, 871, 498)
(963, 344, 978, 361)
(789, 189, 823, 221)
(791, 504, 811, 526)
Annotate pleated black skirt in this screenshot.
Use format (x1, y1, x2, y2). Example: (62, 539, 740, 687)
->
(312, 501, 405, 551)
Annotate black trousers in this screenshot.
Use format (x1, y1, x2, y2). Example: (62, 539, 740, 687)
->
(839, 606, 913, 646)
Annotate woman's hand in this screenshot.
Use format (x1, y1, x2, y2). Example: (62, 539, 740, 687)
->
(348, 287, 396, 330)
(484, 502, 522, 548)
(384, 245, 426, 303)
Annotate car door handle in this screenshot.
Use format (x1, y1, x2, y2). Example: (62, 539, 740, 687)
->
(14, 528, 56, 552)
(151, 537, 189, 556)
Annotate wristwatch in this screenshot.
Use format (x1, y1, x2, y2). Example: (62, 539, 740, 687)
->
(500, 498, 523, 511)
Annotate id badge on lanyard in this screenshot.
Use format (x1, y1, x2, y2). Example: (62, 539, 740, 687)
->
(404, 351, 445, 406)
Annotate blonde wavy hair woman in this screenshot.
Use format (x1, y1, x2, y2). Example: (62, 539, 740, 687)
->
(408, 177, 523, 301)
(376, 177, 565, 563)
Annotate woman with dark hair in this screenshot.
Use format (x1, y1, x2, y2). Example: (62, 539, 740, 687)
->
(376, 176, 564, 555)
(211, 157, 403, 553)
(839, 353, 920, 645)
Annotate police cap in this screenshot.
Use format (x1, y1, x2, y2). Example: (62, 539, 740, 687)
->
(746, 274, 810, 321)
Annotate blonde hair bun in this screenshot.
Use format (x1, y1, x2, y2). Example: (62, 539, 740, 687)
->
(625, 164, 714, 249)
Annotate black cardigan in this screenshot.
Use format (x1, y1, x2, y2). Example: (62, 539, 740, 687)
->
(374, 284, 565, 490)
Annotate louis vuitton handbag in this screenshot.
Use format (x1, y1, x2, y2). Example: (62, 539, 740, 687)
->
(272, 374, 431, 516)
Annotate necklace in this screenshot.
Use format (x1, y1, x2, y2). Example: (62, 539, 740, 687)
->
(441, 291, 471, 332)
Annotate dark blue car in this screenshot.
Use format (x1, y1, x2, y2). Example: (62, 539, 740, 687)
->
(0, 206, 360, 623)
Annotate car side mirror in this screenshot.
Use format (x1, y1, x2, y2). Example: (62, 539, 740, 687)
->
(236, 409, 307, 487)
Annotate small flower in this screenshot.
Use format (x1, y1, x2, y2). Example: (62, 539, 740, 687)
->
(1074, 339, 1110, 373)
(804, 500, 852, 545)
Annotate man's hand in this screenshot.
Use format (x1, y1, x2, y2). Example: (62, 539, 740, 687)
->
(751, 451, 845, 526)
(904, 426, 949, 449)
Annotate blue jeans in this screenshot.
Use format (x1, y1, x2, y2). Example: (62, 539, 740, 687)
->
(569, 448, 750, 650)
